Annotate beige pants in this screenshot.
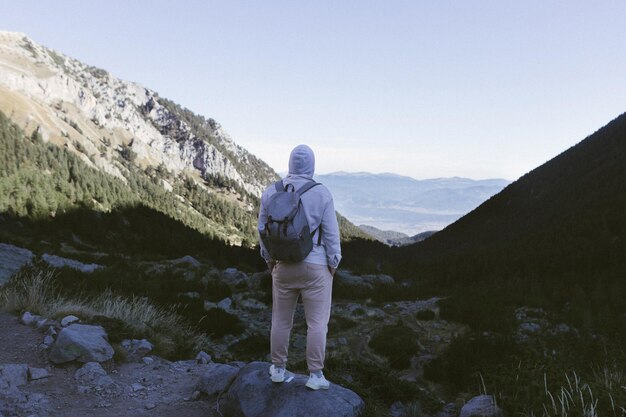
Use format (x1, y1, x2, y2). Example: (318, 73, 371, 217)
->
(271, 262, 333, 373)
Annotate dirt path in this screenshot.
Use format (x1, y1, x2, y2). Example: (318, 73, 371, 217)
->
(0, 310, 220, 417)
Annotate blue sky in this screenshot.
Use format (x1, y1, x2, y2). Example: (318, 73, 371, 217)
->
(1, 1, 625, 180)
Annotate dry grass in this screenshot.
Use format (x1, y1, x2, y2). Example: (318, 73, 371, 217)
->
(0, 268, 211, 358)
(527, 370, 626, 417)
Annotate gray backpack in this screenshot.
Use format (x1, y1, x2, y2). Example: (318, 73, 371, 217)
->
(259, 180, 322, 262)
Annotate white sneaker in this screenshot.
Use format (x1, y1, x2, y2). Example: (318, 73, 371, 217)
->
(305, 372, 330, 390)
(269, 364, 294, 383)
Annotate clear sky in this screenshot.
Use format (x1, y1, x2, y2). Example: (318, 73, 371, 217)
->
(1, 1, 625, 180)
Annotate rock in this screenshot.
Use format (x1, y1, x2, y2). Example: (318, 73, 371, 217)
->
(35, 317, 55, 330)
(74, 362, 117, 393)
(204, 300, 218, 311)
(0, 243, 34, 284)
(438, 402, 460, 417)
(362, 274, 395, 285)
(171, 255, 201, 268)
(220, 362, 364, 417)
(49, 324, 114, 364)
(389, 401, 407, 417)
(239, 298, 267, 310)
(120, 339, 154, 362)
(61, 315, 80, 327)
(28, 367, 50, 381)
(21, 312, 41, 326)
(43, 335, 55, 346)
(145, 402, 156, 410)
(41, 253, 103, 273)
(195, 351, 212, 364)
(196, 363, 240, 397)
(335, 271, 372, 290)
(0, 364, 28, 388)
(221, 268, 249, 288)
(217, 297, 233, 311)
(142, 357, 155, 365)
(131, 383, 146, 392)
(459, 395, 502, 417)
(247, 271, 267, 289)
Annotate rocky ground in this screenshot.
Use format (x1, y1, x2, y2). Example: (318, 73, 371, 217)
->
(0, 242, 514, 417)
(0, 310, 220, 417)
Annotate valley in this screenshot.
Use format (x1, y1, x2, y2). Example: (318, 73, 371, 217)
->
(1, 30, 625, 417)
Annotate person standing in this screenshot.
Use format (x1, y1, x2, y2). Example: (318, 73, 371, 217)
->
(258, 144, 341, 390)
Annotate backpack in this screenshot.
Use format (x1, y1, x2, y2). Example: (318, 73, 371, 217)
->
(259, 180, 322, 262)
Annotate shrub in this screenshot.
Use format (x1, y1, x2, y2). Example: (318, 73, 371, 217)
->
(230, 334, 269, 361)
(368, 321, 419, 369)
(423, 332, 519, 391)
(415, 309, 436, 321)
(196, 308, 245, 338)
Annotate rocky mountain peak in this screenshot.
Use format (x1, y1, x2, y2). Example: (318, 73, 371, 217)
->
(0, 31, 277, 197)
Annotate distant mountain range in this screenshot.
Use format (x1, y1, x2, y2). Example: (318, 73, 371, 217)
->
(358, 225, 436, 246)
(315, 172, 510, 235)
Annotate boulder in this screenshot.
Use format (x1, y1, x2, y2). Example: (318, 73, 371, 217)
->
(335, 271, 372, 290)
(222, 268, 249, 288)
(195, 351, 212, 364)
(0, 364, 28, 388)
(49, 324, 114, 364)
(0, 243, 34, 285)
(60, 315, 80, 327)
(120, 339, 154, 362)
(21, 311, 42, 327)
(220, 362, 364, 417)
(196, 363, 240, 397)
(460, 395, 502, 417)
(217, 297, 233, 311)
(41, 253, 103, 273)
(74, 362, 117, 394)
(362, 274, 395, 285)
(171, 255, 201, 268)
(28, 367, 50, 381)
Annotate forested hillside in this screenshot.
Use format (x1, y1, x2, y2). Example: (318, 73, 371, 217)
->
(0, 110, 368, 247)
(0, 110, 259, 244)
(372, 113, 626, 414)
(391, 112, 626, 336)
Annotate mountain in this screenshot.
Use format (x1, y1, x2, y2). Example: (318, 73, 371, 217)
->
(0, 31, 370, 245)
(391, 112, 626, 337)
(358, 224, 436, 246)
(315, 172, 510, 235)
(0, 31, 281, 244)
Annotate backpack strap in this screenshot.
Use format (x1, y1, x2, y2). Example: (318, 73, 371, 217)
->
(297, 180, 323, 245)
(295, 180, 321, 198)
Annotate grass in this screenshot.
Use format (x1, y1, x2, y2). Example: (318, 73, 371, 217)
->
(0, 267, 212, 359)
(534, 370, 626, 417)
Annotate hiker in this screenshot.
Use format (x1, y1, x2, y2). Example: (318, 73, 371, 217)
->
(258, 144, 341, 390)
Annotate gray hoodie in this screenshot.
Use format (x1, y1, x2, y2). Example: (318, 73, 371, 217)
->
(258, 145, 342, 268)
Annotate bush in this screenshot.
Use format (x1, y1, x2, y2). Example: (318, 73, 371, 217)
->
(230, 334, 269, 361)
(328, 315, 358, 336)
(423, 332, 518, 391)
(368, 321, 419, 369)
(415, 309, 436, 321)
(196, 308, 245, 338)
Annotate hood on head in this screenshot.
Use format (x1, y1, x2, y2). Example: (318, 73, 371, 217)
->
(288, 144, 315, 178)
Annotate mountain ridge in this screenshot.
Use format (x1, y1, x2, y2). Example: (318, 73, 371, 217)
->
(315, 172, 510, 235)
(0, 31, 277, 197)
